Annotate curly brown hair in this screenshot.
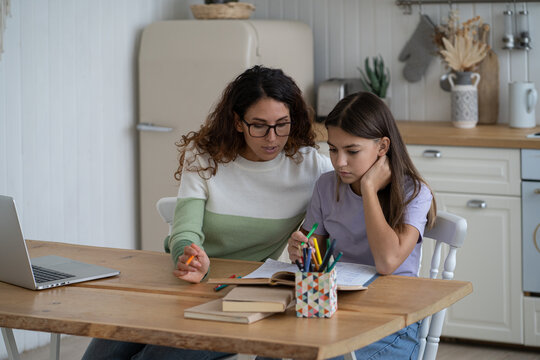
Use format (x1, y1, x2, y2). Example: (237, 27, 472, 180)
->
(174, 66, 317, 180)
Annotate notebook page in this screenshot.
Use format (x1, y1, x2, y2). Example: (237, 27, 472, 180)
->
(244, 259, 377, 287)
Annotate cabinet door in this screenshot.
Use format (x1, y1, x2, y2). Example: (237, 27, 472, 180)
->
(435, 193, 523, 344)
(524, 297, 540, 346)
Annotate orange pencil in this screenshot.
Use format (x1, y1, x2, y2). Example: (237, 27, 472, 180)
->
(311, 250, 319, 271)
(186, 255, 195, 266)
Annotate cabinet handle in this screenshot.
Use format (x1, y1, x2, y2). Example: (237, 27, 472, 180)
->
(422, 150, 441, 158)
(467, 200, 487, 208)
(534, 224, 540, 254)
(136, 123, 173, 132)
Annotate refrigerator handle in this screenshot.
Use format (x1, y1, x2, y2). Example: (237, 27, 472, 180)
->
(136, 123, 174, 133)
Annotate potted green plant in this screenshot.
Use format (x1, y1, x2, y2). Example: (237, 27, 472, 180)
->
(358, 55, 390, 101)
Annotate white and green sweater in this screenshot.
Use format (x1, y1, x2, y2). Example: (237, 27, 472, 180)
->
(164, 147, 332, 265)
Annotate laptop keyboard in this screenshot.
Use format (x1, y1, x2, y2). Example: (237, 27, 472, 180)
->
(32, 265, 75, 284)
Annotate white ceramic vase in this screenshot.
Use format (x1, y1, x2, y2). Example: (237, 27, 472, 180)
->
(449, 72, 481, 129)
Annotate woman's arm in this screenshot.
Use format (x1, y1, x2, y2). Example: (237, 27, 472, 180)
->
(173, 243, 210, 283)
(361, 156, 420, 275)
(167, 198, 209, 283)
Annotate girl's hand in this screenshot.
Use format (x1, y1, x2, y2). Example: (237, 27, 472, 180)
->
(287, 230, 308, 263)
(361, 155, 391, 194)
(173, 243, 210, 283)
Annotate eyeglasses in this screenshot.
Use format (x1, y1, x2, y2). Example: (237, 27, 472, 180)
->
(241, 119, 291, 138)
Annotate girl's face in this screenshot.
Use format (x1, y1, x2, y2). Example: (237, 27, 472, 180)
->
(327, 125, 387, 189)
(236, 97, 291, 162)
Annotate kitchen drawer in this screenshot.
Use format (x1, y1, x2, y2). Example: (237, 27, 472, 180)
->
(524, 296, 540, 346)
(522, 149, 540, 181)
(407, 145, 521, 196)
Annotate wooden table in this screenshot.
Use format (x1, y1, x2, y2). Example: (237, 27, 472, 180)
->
(0, 241, 472, 360)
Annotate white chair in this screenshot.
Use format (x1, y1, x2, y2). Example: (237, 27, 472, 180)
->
(344, 211, 467, 360)
(416, 211, 467, 360)
(156, 196, 177, 233)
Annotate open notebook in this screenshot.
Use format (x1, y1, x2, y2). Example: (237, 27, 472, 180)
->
(208, 259, 378, 291)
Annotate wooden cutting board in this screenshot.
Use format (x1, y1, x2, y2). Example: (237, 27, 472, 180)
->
(477, 50, 500, 125)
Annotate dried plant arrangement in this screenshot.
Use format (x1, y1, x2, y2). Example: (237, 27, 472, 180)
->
(434, 10, 489, 72)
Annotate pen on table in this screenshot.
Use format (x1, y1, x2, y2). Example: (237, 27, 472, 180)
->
(319, 238, 336, 272)
(312, 237, 323, 265)
(213, 275, 239, 292)
(185, 254, 195, 266)
(301, 222, 318, 246)
(326, 251, 343, 272)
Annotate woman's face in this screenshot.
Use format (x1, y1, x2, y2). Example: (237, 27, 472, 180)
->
(327, 125, 383, 188)
(236, 97, 291, 162)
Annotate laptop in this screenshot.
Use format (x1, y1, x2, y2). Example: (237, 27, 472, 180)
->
(0, 195, 120, 290)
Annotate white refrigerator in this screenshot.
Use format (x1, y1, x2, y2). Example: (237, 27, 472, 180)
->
(137, 20, 314, 251)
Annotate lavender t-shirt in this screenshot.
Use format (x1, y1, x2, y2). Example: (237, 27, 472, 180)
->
(303, 171, 433, 277)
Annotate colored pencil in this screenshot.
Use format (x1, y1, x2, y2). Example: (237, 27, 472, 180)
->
(319, 238, 336, 272)
(326, 252, 343, 272)
(301, 222, 318, 246)
(312, 237, 323, 265)
(213, 275, 240, 292)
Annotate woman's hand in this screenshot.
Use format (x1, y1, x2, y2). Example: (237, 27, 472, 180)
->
(361, 155, 391, 194)
(173, 243, 210, 283)
(287, 230, 308, 263)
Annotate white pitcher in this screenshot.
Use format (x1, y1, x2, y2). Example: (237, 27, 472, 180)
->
(509, 81, 538, 128)
(449, 72, 481, 128)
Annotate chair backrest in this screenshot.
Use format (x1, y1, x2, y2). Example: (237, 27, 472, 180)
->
(156, 197, 177, 235)
(417, 211, 467, 360)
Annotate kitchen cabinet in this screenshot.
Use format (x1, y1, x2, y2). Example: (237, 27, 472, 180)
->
(524, 297, 540, 346)
(409, 145, 523, 344)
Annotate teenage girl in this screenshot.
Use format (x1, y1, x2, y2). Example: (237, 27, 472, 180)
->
(287, 91, 436, 359)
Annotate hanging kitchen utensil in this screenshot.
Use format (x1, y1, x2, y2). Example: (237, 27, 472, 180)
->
(398, 4, 437, 83)
(477, 23, 500, 125)
(517, 7, 532, 50)
(502, 6, 515, 50)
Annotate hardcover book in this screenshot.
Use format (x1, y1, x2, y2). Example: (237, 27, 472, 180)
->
(184, 299, 275, 324)
(222, 286, 294, 312)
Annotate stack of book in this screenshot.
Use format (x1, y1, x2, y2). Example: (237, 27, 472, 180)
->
(184, 286, 294, 324)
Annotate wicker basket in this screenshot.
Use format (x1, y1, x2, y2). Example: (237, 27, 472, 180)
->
(190, 2, 255, 20)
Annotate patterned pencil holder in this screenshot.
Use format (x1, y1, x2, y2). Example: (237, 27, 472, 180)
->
(295, 269, 337, 318)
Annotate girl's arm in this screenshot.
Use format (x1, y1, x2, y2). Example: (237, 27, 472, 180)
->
(361, 155, 420, 275)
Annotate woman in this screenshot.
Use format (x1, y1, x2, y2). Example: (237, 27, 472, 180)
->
(82, 65, 332, 360)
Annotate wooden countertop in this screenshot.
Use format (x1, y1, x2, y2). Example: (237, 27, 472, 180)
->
(313, 121, 540, 149)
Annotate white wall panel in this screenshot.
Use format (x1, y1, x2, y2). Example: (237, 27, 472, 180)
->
(1, 0, 539, 357)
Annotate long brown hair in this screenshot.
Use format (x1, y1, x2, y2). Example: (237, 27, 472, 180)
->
(174, 66, 317, 180)
(325, 92, 436, 230)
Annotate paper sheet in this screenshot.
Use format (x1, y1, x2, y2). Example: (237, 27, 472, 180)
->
(243, 259, 377, 287)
